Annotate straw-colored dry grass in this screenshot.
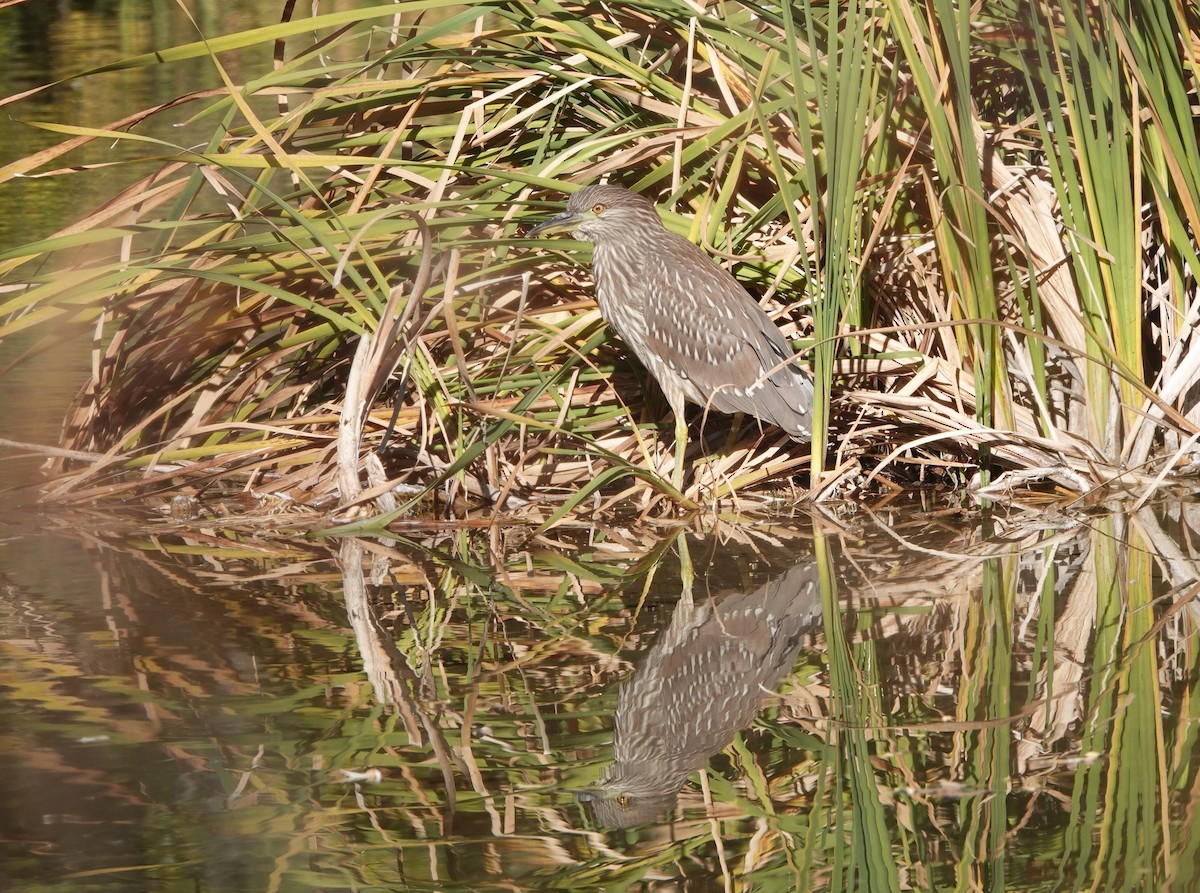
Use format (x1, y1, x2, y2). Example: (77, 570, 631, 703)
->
(2, 1, 1198, 528)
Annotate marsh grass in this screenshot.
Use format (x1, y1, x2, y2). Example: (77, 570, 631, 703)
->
(1, 0, 1198, 524)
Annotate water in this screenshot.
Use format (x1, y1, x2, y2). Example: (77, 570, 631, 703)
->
(1, 508, 1197, 891)
(0, 0, 290, 245)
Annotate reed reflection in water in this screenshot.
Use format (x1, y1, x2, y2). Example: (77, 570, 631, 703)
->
(1, 505, 1198, 891)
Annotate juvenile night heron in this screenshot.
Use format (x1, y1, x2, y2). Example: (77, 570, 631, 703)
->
(528, 184, 814, 488)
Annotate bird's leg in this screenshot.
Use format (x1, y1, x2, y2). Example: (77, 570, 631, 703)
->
(670, 395, 688, 492)
(717, 410, 768, 472)
(675, 530, 694, 605)
(723, 411, 746, 453)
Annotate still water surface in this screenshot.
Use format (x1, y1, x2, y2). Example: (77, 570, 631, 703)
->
(0, 0, 305, 244)
(2, 505, 1197, 891)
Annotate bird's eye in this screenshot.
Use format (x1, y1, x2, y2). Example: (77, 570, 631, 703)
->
(591, 203, 606, 214)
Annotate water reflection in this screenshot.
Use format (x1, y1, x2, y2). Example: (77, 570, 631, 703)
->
(579, 553, 820, 827)
(0, 0, 334, 244)
(1, 506, 1198, 891)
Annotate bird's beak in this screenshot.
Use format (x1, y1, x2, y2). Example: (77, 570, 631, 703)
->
(526, 209, 582, 238)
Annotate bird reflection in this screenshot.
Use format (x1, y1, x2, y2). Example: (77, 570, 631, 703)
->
(581, 556, 821, 827)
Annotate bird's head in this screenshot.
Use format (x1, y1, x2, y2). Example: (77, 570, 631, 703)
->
(527, 184, 663, 244)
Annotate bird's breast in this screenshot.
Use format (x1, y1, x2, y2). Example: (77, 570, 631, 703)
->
(593, 242, 649, 346)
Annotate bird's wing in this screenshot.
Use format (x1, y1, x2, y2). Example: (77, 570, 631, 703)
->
(639, 236, 813, 439)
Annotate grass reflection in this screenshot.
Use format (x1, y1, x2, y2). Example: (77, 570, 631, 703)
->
(0, 505, 1197, 891)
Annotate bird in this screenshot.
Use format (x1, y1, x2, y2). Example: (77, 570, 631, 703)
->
(578, 556, 821, 827)
(527, 184, 815, 490)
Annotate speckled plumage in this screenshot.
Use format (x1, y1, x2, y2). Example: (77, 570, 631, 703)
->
(531, 184, 814, 443)
(579, 557, 821, 826)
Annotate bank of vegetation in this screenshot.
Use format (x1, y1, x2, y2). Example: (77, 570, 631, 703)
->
(1, 0, 1197, 526)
